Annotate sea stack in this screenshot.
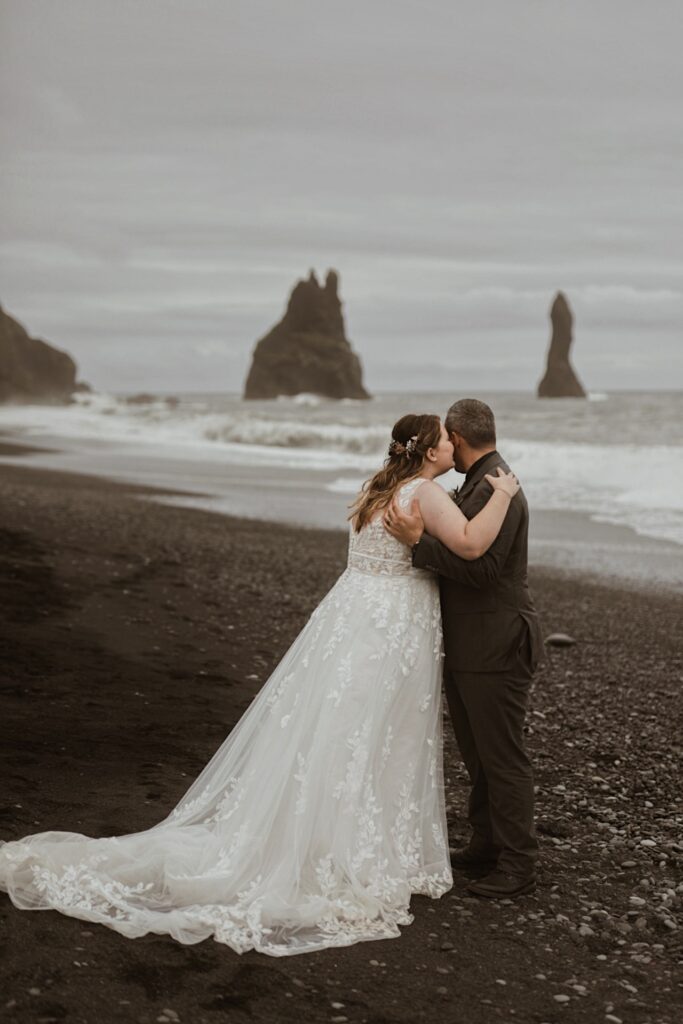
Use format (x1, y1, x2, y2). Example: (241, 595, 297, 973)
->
(537, 292, 586, 398)
(0, 304, 78, 403)
(244, 270, 371, 400)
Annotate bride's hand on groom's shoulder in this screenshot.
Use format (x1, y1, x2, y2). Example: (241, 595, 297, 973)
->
(384, 497, 424, 546)
(484, 467, 520, 499)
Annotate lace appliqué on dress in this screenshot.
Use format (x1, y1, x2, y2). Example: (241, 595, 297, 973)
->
(0, 477, 452, 956)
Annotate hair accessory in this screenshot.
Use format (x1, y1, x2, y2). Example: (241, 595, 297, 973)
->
(388, 435, 418, 457)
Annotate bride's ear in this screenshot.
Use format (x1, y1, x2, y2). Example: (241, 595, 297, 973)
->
(426, 447, 437, 463)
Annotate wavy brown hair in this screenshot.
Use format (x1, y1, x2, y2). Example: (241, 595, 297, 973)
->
(349, 413, 442, 532)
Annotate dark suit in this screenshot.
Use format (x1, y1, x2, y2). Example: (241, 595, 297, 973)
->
(413, 450, 543, 876)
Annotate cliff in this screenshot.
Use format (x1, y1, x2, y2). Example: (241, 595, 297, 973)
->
(537, 292, 586, 398)
(0, 305, 78, 403)
(244, 270, 371, 400)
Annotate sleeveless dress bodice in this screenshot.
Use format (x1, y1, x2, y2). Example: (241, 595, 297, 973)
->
(347, 477, 432, 578)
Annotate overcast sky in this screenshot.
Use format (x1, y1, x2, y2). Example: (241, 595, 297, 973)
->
(1, 0, 681, 392)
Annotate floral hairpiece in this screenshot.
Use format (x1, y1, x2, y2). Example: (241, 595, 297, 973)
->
(388, 435, 418, 457)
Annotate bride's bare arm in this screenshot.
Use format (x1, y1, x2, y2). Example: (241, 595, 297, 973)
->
(415, 471, 519, 560)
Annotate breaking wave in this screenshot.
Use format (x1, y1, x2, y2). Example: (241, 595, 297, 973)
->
(0, 391, 681, 544)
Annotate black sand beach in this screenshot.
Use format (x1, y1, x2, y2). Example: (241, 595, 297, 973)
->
(0, 460, 681, 1024)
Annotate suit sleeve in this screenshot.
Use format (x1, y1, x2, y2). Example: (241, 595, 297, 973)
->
(412, 485, 523, 588)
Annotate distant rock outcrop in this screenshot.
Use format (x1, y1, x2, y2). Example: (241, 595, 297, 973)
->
(0, 305, 77, 403)
(244, 270, 371, 400)
(537, 292, 586, 398)
(124, 393, 180, 409)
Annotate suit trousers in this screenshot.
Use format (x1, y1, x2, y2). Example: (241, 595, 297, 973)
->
(444, 649, 539, 876)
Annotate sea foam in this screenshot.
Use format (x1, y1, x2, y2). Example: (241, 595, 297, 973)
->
(0, 393, 681, 545)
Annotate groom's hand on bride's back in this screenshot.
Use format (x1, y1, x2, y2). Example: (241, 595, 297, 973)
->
(383, 498, 424, 547)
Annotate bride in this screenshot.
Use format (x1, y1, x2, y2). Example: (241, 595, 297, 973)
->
(0, 413, 518, 956)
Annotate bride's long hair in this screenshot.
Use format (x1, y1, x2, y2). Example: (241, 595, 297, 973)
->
(349, 413, 442, 532)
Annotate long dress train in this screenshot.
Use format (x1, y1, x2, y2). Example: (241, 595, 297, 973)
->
(0, 477, 452, 956)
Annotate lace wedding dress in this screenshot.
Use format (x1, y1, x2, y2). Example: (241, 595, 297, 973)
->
(0, 478, 452, 956)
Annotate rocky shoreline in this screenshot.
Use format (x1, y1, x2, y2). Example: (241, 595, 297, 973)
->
(0, 460, 681, 1024)
(0, 305, 80, 403)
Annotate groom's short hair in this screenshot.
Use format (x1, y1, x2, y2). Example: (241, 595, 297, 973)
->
(445, 399, 496, 448)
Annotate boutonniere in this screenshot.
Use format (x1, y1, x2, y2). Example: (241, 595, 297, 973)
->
(449, 487, 460, 501)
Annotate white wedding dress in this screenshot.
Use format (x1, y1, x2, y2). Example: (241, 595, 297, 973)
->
(0, 478, 452, 956)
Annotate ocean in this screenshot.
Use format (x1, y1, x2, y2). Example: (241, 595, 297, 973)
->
(0, 390, 682, 589)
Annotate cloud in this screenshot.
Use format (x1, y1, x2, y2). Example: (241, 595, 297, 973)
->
(1, 0, 682, 390)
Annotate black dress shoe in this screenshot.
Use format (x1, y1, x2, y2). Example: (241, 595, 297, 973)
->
(466, 869, 536, 899)
(450, 845, 500, 868)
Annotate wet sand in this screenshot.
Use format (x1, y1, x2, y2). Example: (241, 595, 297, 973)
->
(0, 460, 681, 1024)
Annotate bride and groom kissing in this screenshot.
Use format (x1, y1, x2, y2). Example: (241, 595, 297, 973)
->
(0, 397, 543, 957)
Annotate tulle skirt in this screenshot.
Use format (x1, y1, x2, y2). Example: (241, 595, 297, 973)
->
(0, 565, 452, 955)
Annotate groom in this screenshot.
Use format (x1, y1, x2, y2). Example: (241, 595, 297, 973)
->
(385, 398, 544, 898)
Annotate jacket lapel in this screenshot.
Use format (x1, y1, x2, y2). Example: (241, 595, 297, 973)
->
(454, 451, 503, 507)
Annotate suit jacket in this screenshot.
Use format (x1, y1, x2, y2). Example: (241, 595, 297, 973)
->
(412, 451, 544, 674)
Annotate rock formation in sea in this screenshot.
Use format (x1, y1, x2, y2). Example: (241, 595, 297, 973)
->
(0, 304, 78, 403)
(244, 270, 371, 400)
(537, 292, 586, 398)
(124, 393, 180, 408)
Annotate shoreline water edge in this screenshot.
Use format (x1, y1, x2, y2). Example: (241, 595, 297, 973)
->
(0, 390, 682, 540)
(1, 415, 682, 594)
